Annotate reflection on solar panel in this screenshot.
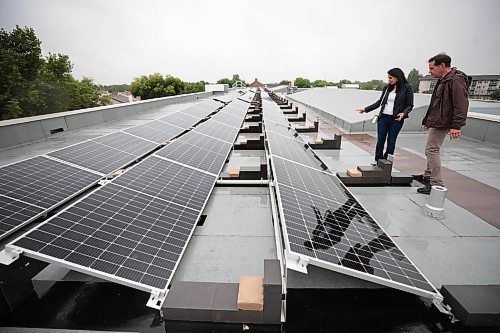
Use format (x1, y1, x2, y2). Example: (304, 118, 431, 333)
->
(10, 182, 210, 291)
(193, 120, 239, 143)
(0, 156, 103, 239)
(48, 132, 157, 174)
(262, 91, 439, 298)
(124, 120, 185, 144)
(272, 157, 438, 297)
(156, 131, 232, 175)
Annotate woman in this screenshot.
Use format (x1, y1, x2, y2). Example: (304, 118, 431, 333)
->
(356, 68, 414, 164)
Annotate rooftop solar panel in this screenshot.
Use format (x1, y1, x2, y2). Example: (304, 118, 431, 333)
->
(124, 120, 185, 144)
(193, 120, 239, 143)
(9, 182, 206, 291)
(155, 131, 232, 175)
(210, 111, 245, 128)
(113, 156, 215, 211)
(159, 111, 199, 129)
(0, 195, 44, 238)
(0, 156, 103, 239)
(48, 132, 157, 174)
(267, 131, 322, 170)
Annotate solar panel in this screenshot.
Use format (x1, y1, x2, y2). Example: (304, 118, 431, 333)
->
(179, 101, 221, 119)
(155, 131, 232, 175)
(9, 182, 208, 291)
(113, 156, 214, 211)
(210, 111, 245, 128)
(48, 132, 157, 174)
(0, 195, 44, 238)
(267, 131, 323, 170)
(124, 120, 185, 144)
(159, 111, 199, 129)
(193, 120, 239, 143)
(93, 132, 157, 156)
(0, 156, 103, 239)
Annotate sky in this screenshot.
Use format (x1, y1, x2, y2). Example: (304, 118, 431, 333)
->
(1, 0, 499, 85)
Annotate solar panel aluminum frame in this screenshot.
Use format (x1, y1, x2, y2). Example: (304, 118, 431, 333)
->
(268, 152, 442, 302)
(1, 166, 218, 309)
(0, 156, 104, 240)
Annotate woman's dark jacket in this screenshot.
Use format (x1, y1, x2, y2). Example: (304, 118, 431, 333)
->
(365, 83, 414, 119)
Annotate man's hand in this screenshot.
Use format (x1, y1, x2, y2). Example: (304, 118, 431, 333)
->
(356, 108, 365, 114)
(395, 113, 404, 121)
(450, 128, 461, 139)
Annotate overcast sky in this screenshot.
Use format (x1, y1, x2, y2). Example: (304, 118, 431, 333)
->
(1, 0, 499, 85)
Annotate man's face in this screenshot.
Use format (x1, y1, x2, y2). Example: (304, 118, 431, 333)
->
(428, 61, 446, 78)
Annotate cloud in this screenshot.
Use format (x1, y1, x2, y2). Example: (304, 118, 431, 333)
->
(1, 0, 499, 84)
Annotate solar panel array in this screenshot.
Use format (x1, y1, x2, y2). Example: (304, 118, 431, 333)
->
(262, 92, 439, 298)
(7, 96, 251, 297)
(0, 99, 223, 241)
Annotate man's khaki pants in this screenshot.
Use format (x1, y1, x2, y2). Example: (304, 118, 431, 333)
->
(424, 128, 448, 186)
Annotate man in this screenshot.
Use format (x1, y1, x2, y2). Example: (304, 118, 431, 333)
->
(417, 53, 471, 195)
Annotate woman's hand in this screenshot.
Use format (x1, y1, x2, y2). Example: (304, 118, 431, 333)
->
(395, 112, 404, 121)
(356, 108, 366, 114)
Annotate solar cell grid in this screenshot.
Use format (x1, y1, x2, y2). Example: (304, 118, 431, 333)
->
(48, 133, 156, 174)
(93, 132, 157, 156)
(267, 132, 322, 170)
(11, 183, 201, 290)
(193, 120, 239, 143)
(0, 156, 102, 209)
(210, 111, 245, 128)
(124, 120, 185, 144)
(159, 111, 199, 128)
(0, 195, 45, 238)
(113, 156, 215, 211)
(156, 131, 232, 175)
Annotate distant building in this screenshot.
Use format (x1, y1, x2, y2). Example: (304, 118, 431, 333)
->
(250, 78, 265, 88)
(108, 91, 135, 104)
(419, 74, 500, 100)
(341, 83, 359, 89)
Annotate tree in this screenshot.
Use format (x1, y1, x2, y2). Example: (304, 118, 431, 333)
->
(0, 26, 110, 120)
(0, 26, 43, 119)
(359, 79, 384, 91)
(312, 80, 328, 87)
(490, 89, 500, 100)
(279, 80, 291, 85)
(408, 68, 423, 92)
(294, 77, 311, 88)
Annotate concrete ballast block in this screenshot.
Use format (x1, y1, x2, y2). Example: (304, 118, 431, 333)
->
(347, 168, 362, 177)
(237, 276, 264, 311)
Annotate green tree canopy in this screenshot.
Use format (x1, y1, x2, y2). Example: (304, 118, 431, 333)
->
(312, 80, 328, 87)
(279, 80, 291, 85)
(0, 26, 110, 120)
(294, 77, 311, 88)
(131, 74, 205, 100)
(359, 79, 384, 91)
(407, 68, 423, 92)
(216, 77, 247, 87)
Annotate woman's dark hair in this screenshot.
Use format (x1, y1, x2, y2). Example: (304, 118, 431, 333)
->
(387, 67, 408, 91)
